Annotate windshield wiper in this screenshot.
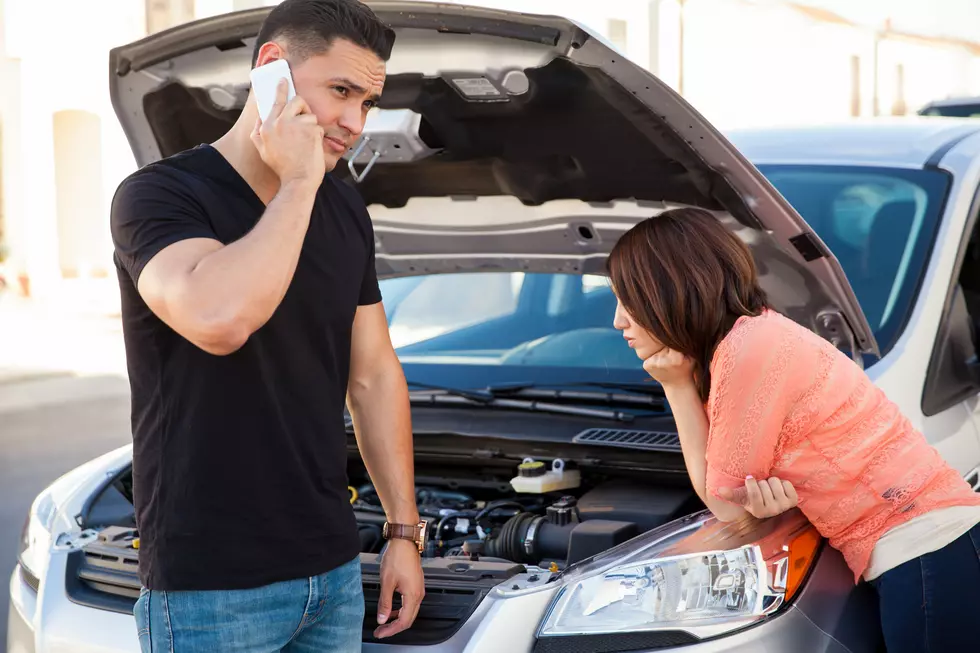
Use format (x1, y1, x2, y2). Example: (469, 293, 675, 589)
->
(483, 382, 666, 409)
(406, 381, 636, 422)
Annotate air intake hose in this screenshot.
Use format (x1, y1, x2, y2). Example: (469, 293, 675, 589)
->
(484, 512, 576, 563)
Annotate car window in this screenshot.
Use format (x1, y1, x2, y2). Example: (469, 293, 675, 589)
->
(758, 165, 950, 354)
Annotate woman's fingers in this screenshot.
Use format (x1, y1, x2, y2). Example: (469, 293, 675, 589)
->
(782, 480, 799, 506)
(767, 477, 787, 502)
(757, 477, 776, 507)
(744, 476, 764, 515)
(740, 476, 799, 518)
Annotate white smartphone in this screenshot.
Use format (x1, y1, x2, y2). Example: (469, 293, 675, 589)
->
(249, 59, 297, 122)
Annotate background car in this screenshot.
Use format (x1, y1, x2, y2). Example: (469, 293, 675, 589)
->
(10, 2, 980, 653)
(918, 96, 980, 117)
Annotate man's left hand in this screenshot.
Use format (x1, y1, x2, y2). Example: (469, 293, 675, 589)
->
(375, 538, 425, 639)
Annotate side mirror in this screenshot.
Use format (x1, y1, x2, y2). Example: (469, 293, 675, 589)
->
(923, 285, 980, 416)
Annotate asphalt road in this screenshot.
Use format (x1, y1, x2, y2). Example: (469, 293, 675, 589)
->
(0, 372, 132, 650)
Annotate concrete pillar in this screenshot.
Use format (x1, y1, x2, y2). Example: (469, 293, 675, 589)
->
(16, 57, 61, 301)
(0, 58, 35, 297)
(53, 111, 105, 279)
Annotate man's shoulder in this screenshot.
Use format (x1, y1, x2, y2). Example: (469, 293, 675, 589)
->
(115, 148, 212, 201)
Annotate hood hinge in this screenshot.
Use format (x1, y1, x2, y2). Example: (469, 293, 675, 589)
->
(816, 311, 863, 370)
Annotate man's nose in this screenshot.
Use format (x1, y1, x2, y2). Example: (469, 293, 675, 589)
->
(340, 103, 366, 138)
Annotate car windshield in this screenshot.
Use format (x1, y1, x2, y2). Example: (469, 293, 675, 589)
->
(379, 164, 949, 384)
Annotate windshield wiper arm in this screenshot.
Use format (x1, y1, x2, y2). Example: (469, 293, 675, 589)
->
(484, 382, 666, 409)
(405, 380, 495, 403)
(406, 381, 635, 422)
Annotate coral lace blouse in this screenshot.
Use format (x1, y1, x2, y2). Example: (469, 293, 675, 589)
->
(704, 309, 980, 581)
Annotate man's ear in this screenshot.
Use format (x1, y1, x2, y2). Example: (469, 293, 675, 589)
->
(254, 41, 286, 68)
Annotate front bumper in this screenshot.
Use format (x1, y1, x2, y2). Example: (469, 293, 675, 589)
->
(8, 555, 140, 653)
(9, 543, 880, 653)
(8, 566, 37, 653)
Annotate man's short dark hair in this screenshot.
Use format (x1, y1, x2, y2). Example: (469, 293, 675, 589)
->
(252, 0, 395, 67)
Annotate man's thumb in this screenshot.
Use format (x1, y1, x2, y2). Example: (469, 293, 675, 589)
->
(377, 590, 392, 624)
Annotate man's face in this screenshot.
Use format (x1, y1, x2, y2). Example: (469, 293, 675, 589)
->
(265, 38, 385, 171)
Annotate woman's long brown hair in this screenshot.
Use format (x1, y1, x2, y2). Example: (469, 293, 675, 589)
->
(606, 207, 770, 402)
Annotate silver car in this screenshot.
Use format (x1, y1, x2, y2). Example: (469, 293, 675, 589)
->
(10, 2, 980, 652)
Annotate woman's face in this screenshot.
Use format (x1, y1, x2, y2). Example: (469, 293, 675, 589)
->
(613, 298, 665, 360)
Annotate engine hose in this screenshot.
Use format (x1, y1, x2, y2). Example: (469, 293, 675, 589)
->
(484, 512, 577, 563)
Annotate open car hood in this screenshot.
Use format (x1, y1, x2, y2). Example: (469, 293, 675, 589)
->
(108, 1, 877, 357)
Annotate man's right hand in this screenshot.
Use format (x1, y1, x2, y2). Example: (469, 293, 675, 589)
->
(250, 78, 326, 187)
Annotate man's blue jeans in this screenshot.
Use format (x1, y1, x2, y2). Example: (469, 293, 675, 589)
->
(133, 555, 364, 652)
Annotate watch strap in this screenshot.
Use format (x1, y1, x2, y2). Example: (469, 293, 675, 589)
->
(384, 523, 420, 541)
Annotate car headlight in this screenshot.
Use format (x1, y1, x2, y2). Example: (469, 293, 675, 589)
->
(537, 509, 821, 644)
(18, 492, 58, 585)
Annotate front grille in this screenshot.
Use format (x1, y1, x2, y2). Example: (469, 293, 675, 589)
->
(67, 525, 521, 646)
(573, 428, 681, 452)
(359, 557, 522, 646)
(361, 581, 483, 645)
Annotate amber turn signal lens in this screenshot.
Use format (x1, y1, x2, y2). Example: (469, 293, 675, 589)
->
(784, 527, 822, 602)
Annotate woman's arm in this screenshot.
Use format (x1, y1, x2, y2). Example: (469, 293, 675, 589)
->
(663, 380, 751, 522)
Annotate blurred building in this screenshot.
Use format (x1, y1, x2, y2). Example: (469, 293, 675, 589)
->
(0, 0, 274, 309)
(1, 0, 980, 307)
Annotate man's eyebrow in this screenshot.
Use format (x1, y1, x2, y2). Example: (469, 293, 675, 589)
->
(330, 77, 382, 101)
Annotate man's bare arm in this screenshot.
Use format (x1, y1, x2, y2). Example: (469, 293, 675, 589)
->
(135, 80, 325, 355)
(137, 180, 317, 355)
(346, 302, 423, 638)
(346, 302, 417, 524)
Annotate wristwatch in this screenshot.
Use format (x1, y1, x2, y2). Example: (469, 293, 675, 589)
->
(382, 520, 428, 554)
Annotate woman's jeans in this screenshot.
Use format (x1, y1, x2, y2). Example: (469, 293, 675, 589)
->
(133, 555, 364, 652)
(870, 522, 980, 653)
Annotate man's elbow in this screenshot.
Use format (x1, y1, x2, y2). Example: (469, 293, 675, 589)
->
(178, 315, 248, 355)
(167, 296, 251, 356)
(348, 358, 405, 405)
(198, 328, 248, 355)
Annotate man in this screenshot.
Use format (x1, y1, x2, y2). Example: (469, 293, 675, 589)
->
(109, 1, 424, 650)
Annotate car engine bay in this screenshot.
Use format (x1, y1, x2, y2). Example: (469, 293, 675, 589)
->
(69, 439, 695, 644)
(349, 456, 695, 571)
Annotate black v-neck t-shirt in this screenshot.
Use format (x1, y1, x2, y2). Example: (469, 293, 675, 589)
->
(110, 145, 381, 591)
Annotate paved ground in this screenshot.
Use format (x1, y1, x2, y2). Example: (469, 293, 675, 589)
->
(0, 290, 131, 649)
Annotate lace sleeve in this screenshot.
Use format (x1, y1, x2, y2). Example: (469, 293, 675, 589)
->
(704, 316, 810, 501)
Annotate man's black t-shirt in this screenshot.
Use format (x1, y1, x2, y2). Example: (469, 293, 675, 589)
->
(110, 144, 381, 591)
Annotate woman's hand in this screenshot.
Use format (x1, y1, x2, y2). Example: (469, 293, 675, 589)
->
(642, 347, 695, 387)
(718, 476, 799, 519)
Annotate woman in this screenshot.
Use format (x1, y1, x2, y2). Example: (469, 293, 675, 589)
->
(607, 206, 980, 652)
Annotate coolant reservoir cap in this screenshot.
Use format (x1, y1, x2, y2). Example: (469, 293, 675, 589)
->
(518, 460, 547, 477)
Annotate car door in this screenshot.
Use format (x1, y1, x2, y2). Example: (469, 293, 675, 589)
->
(921, 173, 980, 485)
